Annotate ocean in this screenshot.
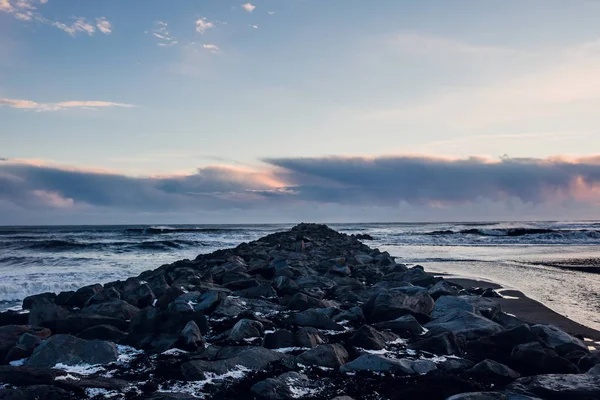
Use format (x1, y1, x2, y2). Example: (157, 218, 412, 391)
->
(1, 221, 599, 330)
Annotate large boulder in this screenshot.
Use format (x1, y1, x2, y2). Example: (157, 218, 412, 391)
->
(296, 344, 349, 368)
(431, 296, 500, 320)
(373, 314, 425, 337)
(0, 326, 51, 363)
(25, 334, 117, 368)
(428, 281, 459, 299)
(81, 301, 140, 321)
(507, 373, 600, 399)
(362, 287, 434, 322)
(349, 325, 398, 350)
(181, 346, 290, 379)
(42, 314, 128, 334)
(467, 359, 520, 380)
(409, 331, 464, 356)
(425, 310, 504, 340)
(227, 319, 264, 341)
(286, 309, 344, 331)
(510, 342, 579, 375)
(340, 354, 426, 375)
(85, 287, 121, 306)
(531, 324, 589, 356)
(28, 304, 69, 327)
(22, 293, 56, 310)
(251, 372, 316, 400)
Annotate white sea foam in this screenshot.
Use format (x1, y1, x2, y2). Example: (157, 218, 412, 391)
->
(53, 363, 105, 375)
(159, 365, 251, 397)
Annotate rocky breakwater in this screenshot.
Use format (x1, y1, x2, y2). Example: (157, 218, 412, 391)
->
(1, 223, 600, 399)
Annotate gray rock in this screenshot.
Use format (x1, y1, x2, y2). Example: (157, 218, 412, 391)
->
(409, 331, 464, 356)
(193, 290, 227, 314)
(286, 309, 344, 331)
(296, 344, 349, 368)
(349, 325, 398, 350)
(177, 320, 205, 351)
(446, 393, 539, 400)
(22, 293, 56, 310)
(431, 295, 500, 320)
(272, 276, 300, 296)
(85, 287, 121, 306)
(362, 286, 435, 322)
(340, 354, 422, 374)
(531, 324, 589, 356)
(227, 319, 264, 341)
(28, 304, 70, 326)
(25, 334, 117, 368)
(77, 324, 127, 341)
(263, 330, 294, 349)
(373, 314, 425, 337)
(82, 300, 140, 320)
(425, 310, 504, 340)
(467, 359, 520, 379)
(510, 341, 579, 375)
(294, 328, 324, 348)
(251, 372, 314, 400)
(588, 364, 600, 375)
(428, 281, 459, 299)
(507, 373, 600, 399)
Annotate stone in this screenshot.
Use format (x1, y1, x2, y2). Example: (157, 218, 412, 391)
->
(0, 326, 51, 362)
(362, 287, 435, 322)
(233, 284, 278, 299)
(263, 330, 294, 349)
(65, 284, 103, 308)
(227, 319, 264, 341)
(340, 354, 419, 374)
(507, 373, 600, 399)
(296, 344, 349, 368)
(285, 293, 328, 312)
(25, 334, 118, 368)
(579, 351, 600, 371)
(251, 372, 314, 400)
(467, 359, 521, 380)
(176, 321, 205, 351)
(22, 293, 56, 310)
(409, 331, 464, 356)
(294, 328, 324, 348)
(349, 325, 398, 350)
(431, 295, 500, 320)
(82, 300, 140, 321)
(28, 303, 70, 326)
(373, 314, 425, 337)
(531, 324, 589, 356)
(510, 342, 579, 375)
(42, 314, 128, 334)
(425, 310, 504, 340)
(272, 276, 300, 296)
(286, 309, 344, 331)
(85, 287, 121, 306)
(428, 281, 459, 299)
(0, 311, 29, 327)
(193, 290, 227, 314)
(77, 324, 127, 341)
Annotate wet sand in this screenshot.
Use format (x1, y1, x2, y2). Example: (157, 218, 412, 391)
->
(444, 277, 600, 342)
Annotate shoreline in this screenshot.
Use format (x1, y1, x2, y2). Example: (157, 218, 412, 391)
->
(443, 276, 600, 343)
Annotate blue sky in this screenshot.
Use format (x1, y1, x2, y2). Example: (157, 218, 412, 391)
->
(2, 0, 600, 223)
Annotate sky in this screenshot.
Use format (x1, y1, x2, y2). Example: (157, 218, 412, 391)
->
(1, 0, 600, 224)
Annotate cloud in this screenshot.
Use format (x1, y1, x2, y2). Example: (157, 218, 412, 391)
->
(195, 18, 214, 34)
(389, 33, 514, 57)
(0, 0, 111, 36)
(268, 11, 274, 15)
(203, 44, 220, 52)
(242, 3, 256, 13)
(96, 17, 112, 34)
(0, 97, 135, 111)
(153, 21, 177, 47)
(2, 155, 600, 223)
(250, 25, 258, 29)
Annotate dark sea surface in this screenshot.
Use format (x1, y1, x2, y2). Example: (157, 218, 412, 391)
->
(1, 221, 600, 330)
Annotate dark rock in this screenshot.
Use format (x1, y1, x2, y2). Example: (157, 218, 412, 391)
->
(579, 351, 600, 371)
(233, 284, 278, 299)
(77, 324, 127, 341)
(85, 287, 121, 306)
(55, 291, 75, 307)
(22, 293, 56, 310)
(294, 328, 324, 348)
(349, 325, 398, 350)
(124, 283, 156, 309)
(82, 300, 140, 320)
(425, 310, 504, 340)
(438, 358, 476, 372)
(428, 281, 459, 299)
(464, 324, 542, 364)
(0, 385, 75, 400)
(212, 297, 247, 319)
(531, 324, 589, 356)
(296, 344, 349, 368)
(64, 284, 103, 308)
(332, 306, 365, 324)
(4, 333, 44, 363)
(251, 371, 315, 400)
(340, 354, 418, 374)
(467, 359, 520, 380)
(362, 287, 435, 322)
(176, 321, 205, 351)
(373, 314, 425, 337)
(286, 309, 344, 331)
(0, 326, 51, 362)
(25, 334, 117, 368)
(285, 293, 329, 311)
(431, 295, 500, 320)
(42, 314, 128, 334)
(409, 331, 464, 356)
(227, 319, 264, 341)
(28, 303, 69, 326)
(446, 393, 537, 400)
(193, 290, 227, 314)
(510, 341, 579, 375)
(272, 276, 300, 296)
(181, 346, 289, 379)
(263, 329, 294, 349)
(0, 311, 29, 327)
(507, 373, 600, 399)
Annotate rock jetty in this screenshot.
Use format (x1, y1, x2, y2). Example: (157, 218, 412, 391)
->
(1, 223, 599, 399)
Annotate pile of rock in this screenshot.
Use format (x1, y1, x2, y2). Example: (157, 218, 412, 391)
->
(0, 223, 599, 399)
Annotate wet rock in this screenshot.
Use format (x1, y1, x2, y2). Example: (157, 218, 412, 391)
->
(373, 314, 425, 337)
(332, 307, 365, 324)
(510, 341, 579, 375)
(22, 293, 56, 310)
(0, 385, 75, 400)
(272, 276, 300, 296)
(0, 311, 29, 327)
(349, 325, 398, 350)
(43, 314, 128, 334)
(446, 393, 538, 400)
(181, 346, 289, 379)
(212, 297, 247, 319)
(77, 324, 126, 341)
(531, 324, 589, 356)
(467, 359, 520, 380)
(297, 344, 349, 368)
(85, 287, 121, 306)
(28, 303, 70, 326)
(438, 358, 476, 372)
(124, 283, 156, 309)
(409, 331, 464, 356)
(588, 364, 600, 375)
(227, 319, 264, 341)
(294, 328, 324, 348)
(82, 300, 140, 321)
(340, 354, 418, 374)
(263, 329, 294, 349)
(251, 371, 315, 400)
(65, 284, 103, 308)
(579, 351, 600, 371)
(431, 295, 500, 320)
(425, 310, 504, 340)
(428, 281, 459, 299)
(285, 293, 329, 311)
(233, 284, 278, 299)
(507, 373, 600, 399)
(25, 334, 117, 368)
(193, 290, 227, 314)
(0, 326, 51, 362)
(176, 321, 205, 351)
(286, 309, 344, 331)
(464, 324, 541, 364)
(362, 287, 435, 322)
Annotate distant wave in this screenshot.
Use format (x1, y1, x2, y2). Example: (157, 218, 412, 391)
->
(425, 227, 600, 239)
(125, 227, 236, 235)
(20, 239, 207, 252)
